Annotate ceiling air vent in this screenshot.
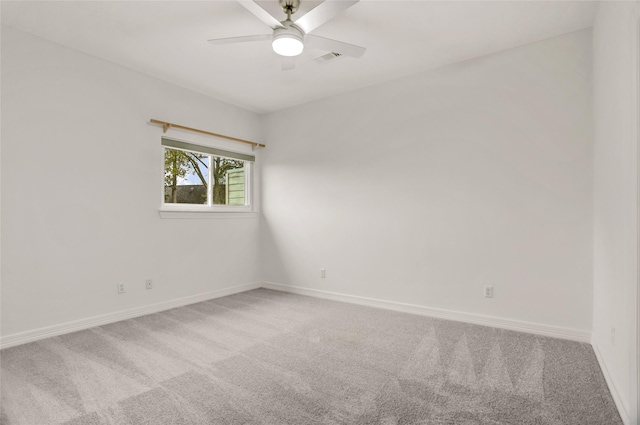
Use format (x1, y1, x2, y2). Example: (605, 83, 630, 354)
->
(314, 52, 343, 64)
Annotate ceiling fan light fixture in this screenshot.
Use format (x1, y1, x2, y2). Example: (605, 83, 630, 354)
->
(272, 26, 304, 57)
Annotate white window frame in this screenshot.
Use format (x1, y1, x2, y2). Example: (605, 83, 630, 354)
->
(159, 135, 256, 218)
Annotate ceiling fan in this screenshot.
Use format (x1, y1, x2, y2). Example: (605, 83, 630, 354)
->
(208, 0, 366, 70)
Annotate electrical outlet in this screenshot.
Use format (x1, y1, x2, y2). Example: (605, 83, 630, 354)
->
(320, 269, 326, 278)
(117, 282, 125, 294)
(611, 327, 616, 346)
(145, 279, 153, 290)
(484, 286, 493, 298)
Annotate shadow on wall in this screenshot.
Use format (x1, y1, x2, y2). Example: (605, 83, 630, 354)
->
(259, 214, 291, 285)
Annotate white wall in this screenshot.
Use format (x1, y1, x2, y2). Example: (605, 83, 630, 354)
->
(261, 29, 594, 334)
(592, 2, 640, 424)
(0, 27, 262, 338)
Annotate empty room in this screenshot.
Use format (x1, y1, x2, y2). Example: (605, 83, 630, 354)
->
(1, 0, 639, 424)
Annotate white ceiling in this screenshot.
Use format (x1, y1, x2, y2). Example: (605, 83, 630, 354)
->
(1, 1, 596, 114)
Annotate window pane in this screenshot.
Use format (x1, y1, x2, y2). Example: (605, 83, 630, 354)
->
(211, 157, 245, 205)
(164, 148, 209, 204)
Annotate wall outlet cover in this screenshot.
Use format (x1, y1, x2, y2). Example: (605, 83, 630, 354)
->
(484, 286, 494, 298)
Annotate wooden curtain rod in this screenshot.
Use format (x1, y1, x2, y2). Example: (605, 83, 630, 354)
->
(150, 119, 265, 149)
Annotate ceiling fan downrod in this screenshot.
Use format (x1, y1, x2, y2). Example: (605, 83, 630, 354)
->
(279, 0, 300, 20)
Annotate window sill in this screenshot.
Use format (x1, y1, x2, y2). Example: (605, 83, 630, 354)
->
(159, 209, 259, 219)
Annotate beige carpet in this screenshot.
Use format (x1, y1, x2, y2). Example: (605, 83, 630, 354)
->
(0, 288, 622, 424)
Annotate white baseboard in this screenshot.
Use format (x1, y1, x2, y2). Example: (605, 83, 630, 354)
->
(0, 280, 592, 348)
(592, 339, 631, 425)
(0, 282, 261, 350)
(261, 282, 592, 343)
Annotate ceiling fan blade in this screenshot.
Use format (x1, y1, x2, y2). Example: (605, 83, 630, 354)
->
(208, 34, 271, 45)
(294, 0, 359, 34)
(282, 56, 296, 71)
(237, 1, 284, 29)
(306, 34, 365, 58)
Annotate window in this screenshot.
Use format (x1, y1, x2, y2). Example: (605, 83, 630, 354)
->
(161, 137, 254, 212)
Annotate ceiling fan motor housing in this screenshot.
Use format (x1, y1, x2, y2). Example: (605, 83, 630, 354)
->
(279, 0, 300, 15)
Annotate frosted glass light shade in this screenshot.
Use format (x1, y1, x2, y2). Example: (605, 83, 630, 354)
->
(272, 35, 304, 57)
